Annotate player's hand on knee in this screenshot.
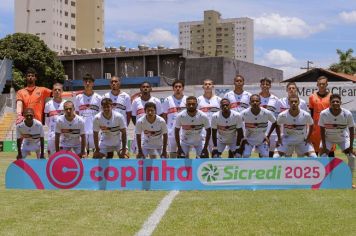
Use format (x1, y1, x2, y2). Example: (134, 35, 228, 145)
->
(200, 148, 209, 158)
(160, 150, 168, 159)
(276, 138, 283, 147)
(78, 152, 87, 159)
(263, 136, 270, 145)
(136, 151, 145, 159)
(177, 147, 185, 158)
(119, 148, 128, 158)
(93, 151, 105, 159)
(212, 149, 220, 158)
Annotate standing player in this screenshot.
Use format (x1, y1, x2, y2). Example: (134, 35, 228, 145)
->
(240, 94, 277, 158)
(309, 76, 331, 155)
(211, 98, 244, 158)
(55, 101, 86, 158)
(135, 102, 168, 159)
(259, 77, 280, 157)
(175, 96, 211, 158)
(44, 83, 66, 156)
(93, 98, 127, 159)
(274, 95, 316, 157)
(74, 74, 102, 155)
(162, 80, 187, 158)
(278, 82, 308, 112)
(102, 76, 131, 126)
(16, 108, 45, 159)
(224, 75, 251, 113)
(319, 94, 355, 179)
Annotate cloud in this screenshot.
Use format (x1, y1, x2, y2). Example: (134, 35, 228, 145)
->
(114, 28, 178, 48)
(255, 13, 325, 38)
(339, 10, 356, 23)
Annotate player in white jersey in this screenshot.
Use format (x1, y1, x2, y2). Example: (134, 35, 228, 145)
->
(274, 95, 316, 158)
(102, 76, 132, 126)
(278, 82, 308, 112)
(259, 77, 279, 157)
(162, 80, 187, 158)
(319, 94, 355, 180)
(93, 98, 127, 159)
(44, 83, 65, 156)
(224, 75, 251, 113)
(16, 108, 45, 159)
(55, 101, 86, 158)
(211, 98, 244, 158)
(136, 102, 168, 158)
(240, 94, 276, 158)
(175, 96, 211, 158)
(74, 74, 101, 154)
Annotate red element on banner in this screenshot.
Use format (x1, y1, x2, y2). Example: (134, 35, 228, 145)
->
(311, 158, 343, 189)
(14, 160, 44, 189)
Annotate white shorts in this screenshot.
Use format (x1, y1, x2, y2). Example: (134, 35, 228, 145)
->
(61, 146, 81, 155)
(167, 135, 177, 153)
(277, 142, 315, 156)
(217, 141, 237, 153)
(269, 134, 278, 151)
(99, 143, 121, 155)
(242, 142, 269, 158)
(86, 133, 95, 149)
(142, 148, 162, 157)
(47, 139, 56, 156)
(181, 141, 203, 158)
(21, 143, 41, 158)
(321, 139, 350, 152)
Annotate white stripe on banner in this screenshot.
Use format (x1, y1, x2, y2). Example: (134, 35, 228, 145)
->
(136, 190, 180, 236)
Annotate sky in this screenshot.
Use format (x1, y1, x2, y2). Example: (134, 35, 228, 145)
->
(1, 0, 356, 78)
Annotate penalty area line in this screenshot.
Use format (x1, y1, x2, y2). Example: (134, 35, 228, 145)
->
(136, 190, 180, 236)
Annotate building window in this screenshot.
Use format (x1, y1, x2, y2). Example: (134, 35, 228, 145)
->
(97, 41, 100, 43)
(41, 33, 46, 35)
(65, 11, 68, 16)
(65, 35, 68, 40)
(71, 1, 75, 6)
(71, 24, 75, 29)
(71, 36, 75, 41)
(36, 9, 40, 12)
(71, 13, 75, 18)
(216, 39, 222, 42)
(41, 9, 46, 11)
(42, 20, 46, 23)
(65, 23, 68, 28)
(65, 0, 68, 4)
(97, 29, 100, 32)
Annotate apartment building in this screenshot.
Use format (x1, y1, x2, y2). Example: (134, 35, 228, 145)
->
(179, 10, 254, 63)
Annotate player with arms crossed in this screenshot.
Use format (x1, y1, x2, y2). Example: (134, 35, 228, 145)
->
(55, 101, 86, 158)
(74, 74, 102, 155)
(240, 94, 276, 158)
(175, 96, 211, 158)
(102, 76, 131, 126)
(93, 98, 127, 159)
(224, 75, 251, 113)
(135, 102, 168, 159)
(211, 98, 244, 158)
(273, 95, 316, 158)
(44, 83, 66, 156)
(162, 80, 187, 158)
(319, 94, 355, 184)
(16, 108, 45, 159)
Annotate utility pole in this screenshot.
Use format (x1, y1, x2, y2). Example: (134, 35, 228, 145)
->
(300, 60, 313, 71)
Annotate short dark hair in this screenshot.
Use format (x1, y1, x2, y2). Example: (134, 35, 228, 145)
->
(288, 94, 300, 101)
(234, 74, 245, 81)
(317, 76, 328, 82)
(172, 79, 184, 88)
(141, 81, 151, 87)
(260, 77, 272, 84)
(250, 94, 261, 101)
(286, 82, 297, 89)
(220, 98, 230, 105)
(83, 74, 95, 81)
(144, 102, 156, 111)
(101, 98, 113, 106)
(330, 93, 341, 102)
(23, 108, 34, 114)
(26, 67, 37, 76)
(186, 96, 197, 102)
(64, 101, 74, 108)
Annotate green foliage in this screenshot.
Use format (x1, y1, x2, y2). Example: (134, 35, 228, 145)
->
(329, 48, 356, 75)
(0, 33, 65, 90)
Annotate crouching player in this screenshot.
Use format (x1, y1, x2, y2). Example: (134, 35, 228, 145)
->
(55, 101, 86, 158)
(93, 98, 127, 159)
(240, 94, 276, 158)
(135, 102, 168, 159)
(273, 95, 316, 157)
(211, 98, 243, 158)
(16, 108, 45, 159)
(319, 94, 355, 184)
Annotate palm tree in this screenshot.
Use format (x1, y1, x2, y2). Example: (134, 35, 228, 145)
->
(329, 48, 356, 75)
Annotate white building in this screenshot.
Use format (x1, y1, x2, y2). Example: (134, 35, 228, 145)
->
(179, 10, 254, 63)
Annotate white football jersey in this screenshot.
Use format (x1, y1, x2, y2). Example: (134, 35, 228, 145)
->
(74, 93, 102, 134)
(44, 100, 65, 140)
(211, 110, 243, 144)
(224, 90, 251, 113)
(135, 115, 168, 149)
(278, 97, 308, 112)
(16, 119, 44, 145)
(241, 107, 276, 145)
(132, 96, 163, 120)
(102, 91, 132, 124)
(175, 110, 210, 145)
(162, 95, 187, 131)
(277, 110, 314, 143)
(197, 95, 221, 120)
(93, 111, 126, 147)
(55, 115, 85, 147)
(319, 108, 354, 143)
(260, 94, 279, 114)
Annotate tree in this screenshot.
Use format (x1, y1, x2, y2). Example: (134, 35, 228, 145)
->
(329, 48, 356, 75)
(0, 33, 65, 90)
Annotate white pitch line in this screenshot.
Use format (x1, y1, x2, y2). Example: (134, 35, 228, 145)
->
(136, 190, 180, 236)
